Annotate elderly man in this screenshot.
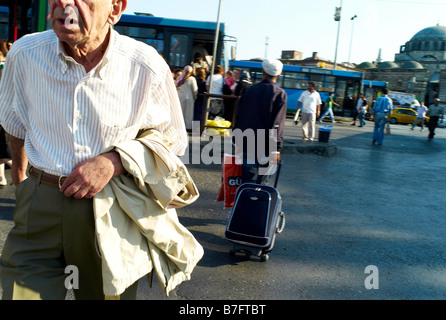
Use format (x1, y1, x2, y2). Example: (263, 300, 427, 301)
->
(233, 59, 287, 185)
(0, 0, 187, 300)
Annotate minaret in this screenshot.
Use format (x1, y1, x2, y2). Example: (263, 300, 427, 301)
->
(376, 48, 382, 63)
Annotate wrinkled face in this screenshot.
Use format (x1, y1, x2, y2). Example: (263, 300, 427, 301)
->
(48, 0, 117, 46)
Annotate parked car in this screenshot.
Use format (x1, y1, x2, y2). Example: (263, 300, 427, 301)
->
(388, 107, 430, 125)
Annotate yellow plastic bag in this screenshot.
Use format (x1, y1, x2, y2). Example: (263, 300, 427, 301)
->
(206, 119, 232, 136)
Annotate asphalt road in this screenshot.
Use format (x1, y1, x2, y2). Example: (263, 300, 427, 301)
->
(0, 118, 445, 302)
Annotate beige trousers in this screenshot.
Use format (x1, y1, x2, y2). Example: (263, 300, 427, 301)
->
(301, 112, 316, 140)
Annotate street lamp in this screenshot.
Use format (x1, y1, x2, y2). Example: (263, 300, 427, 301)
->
(348, 15, 357, 64)
(205, 0, 223, 120)
(333, 0, 343, 69)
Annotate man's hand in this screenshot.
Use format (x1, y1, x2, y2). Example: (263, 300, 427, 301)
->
(269, 152, 281, 165)
(60, 151, 125, 199)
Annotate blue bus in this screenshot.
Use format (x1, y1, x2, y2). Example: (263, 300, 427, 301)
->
(363, 79, 387, 103)
(2, 6, 229, 71)
(229, 60, 387, 116)
(115, 13, 227, 70)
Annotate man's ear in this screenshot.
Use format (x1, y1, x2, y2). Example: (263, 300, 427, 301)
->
(108, 0, 127, 25)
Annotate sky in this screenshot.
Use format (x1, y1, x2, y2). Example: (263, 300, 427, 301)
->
(124, 0, 446, 65)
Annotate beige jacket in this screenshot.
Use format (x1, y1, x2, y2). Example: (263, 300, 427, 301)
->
(93, 129, 203, 297)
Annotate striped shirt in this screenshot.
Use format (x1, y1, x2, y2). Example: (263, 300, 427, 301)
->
(0, 29, 187, 176)
(372, 95, 393, 113)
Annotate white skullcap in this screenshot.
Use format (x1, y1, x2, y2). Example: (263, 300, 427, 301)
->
(262, 58, 283, 77)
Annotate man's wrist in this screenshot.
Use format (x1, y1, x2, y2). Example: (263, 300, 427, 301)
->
(101, 151, 126, 177)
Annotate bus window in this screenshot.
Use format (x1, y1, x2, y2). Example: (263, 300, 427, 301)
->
(346, 80, 360, 98)
(335, 79, 347, 112)
(309, 74, 324, 91)
(282, 71, 307, 90)
(251, 70, 263, 84)
(323, 76, 336, 92)
(114, 25, 165, 54)
(169, 34, 189, 67)
(0, 6, 8, 40)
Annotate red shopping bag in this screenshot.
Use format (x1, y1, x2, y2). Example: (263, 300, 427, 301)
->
(216, 154, 242, 208)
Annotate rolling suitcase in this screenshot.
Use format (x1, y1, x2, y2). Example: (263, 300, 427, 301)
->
(224, 162, 285, 262)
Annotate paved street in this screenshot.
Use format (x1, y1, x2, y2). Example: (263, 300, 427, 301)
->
(0, 118, 445, 302)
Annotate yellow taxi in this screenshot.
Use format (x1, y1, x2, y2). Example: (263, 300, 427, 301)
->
(388, 107, 429, 125)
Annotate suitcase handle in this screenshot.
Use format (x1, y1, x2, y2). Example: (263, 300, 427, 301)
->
(276, 211, 286, 234)
(256, 159, 283, 188)
(273, 160, 283, 188)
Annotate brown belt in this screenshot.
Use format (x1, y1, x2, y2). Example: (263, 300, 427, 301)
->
(29, 167, 67, 188)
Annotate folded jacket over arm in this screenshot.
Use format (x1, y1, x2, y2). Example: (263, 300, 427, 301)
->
(93, 129, 202, 297)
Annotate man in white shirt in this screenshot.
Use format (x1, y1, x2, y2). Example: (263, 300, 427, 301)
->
(297, 81, 322, 141)
(410, 102, 428, 131)
(0, 0, 187, 300)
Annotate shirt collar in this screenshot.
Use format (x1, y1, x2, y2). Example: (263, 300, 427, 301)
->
(57, 26, 115, 79)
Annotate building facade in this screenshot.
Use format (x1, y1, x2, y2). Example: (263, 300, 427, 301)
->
(361, 25, 446, 105)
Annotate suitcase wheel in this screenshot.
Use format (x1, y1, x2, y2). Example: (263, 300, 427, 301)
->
(260, 253, 269, 262)
(230, 249, 252, 259)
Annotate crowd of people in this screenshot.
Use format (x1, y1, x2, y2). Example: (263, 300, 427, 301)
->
(172, 58, 253, 130)
(294, 84, 444, 146)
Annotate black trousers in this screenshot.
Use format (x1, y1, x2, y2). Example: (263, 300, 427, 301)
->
(428, 116, 439, 139)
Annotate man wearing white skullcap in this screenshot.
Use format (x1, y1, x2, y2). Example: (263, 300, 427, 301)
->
(233, 59, 287, 184)
(262, 58, 283, 77)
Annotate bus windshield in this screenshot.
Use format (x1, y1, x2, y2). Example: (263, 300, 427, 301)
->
(114, 13, 225, 70)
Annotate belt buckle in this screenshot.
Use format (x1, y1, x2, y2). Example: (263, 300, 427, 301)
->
(58, 175, 68, 189)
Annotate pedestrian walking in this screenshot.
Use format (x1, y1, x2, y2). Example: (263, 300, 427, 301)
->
(410, 102, 428, 131)
(234, 70, 252, 97)
(371, 88, 393, 145)
(0, 0, 191, 300)
(358, 100, 368, 127)
(206, 64, 225, 119)
(297, 81, 321, 141)
(426, 98, 444, 140)
(233, 58, 287, 185)
(176, 65, 198, 130)
(225, 70, 235, 88)
(351, 94, 366, 126)
(318, 92, 338, 124)
(194, 67, 207, 122)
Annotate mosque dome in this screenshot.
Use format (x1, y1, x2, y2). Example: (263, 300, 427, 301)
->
(377, 61, 399, 69)
(400, 61, 424, 69)
(399, 25, 446, 55)
(410, 25, 446, 41)
(357, 61, 376, 69)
